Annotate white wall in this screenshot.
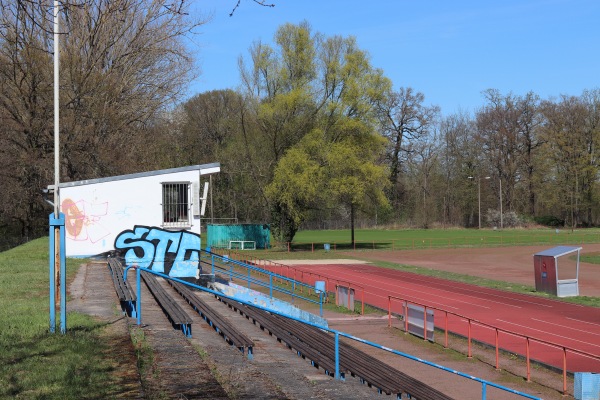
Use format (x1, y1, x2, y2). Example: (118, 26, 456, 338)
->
(59, 168, 208, 257)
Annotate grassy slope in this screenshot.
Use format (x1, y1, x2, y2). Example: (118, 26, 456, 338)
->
(0, 238, 123, 399)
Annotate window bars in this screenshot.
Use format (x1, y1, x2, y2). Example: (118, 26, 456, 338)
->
(162, 182, 190, 228)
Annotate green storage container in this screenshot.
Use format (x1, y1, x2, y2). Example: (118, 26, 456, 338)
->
(207, 224, 270, 249)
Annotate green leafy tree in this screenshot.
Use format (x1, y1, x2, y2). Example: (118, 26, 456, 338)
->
(267, 128, 389, 244)
(238, 22, 391, 241)
(265, 137, 322, 243)
(324, 135, 389, 244)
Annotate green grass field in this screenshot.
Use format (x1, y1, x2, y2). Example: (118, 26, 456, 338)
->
(0, 238, 124, 399)
(285, 227, 600, 251)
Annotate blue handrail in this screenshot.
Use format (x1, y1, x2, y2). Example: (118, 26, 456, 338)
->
(201, 250, 323, 315)
(123, 265, 541, 400)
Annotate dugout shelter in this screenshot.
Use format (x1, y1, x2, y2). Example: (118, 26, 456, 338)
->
(533, 245, 582, 297)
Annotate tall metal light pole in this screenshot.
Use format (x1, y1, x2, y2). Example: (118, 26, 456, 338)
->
(50, 0, 66, 334)
(499, 177, 503, 230)
(54, 3, 59, 215)
(468, 176, 490, 229)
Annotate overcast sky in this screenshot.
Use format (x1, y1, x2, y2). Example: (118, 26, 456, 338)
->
(186, 0, 599, 115)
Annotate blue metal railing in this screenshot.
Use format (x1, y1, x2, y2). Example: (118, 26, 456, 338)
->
(201, 249, 324, 316)
(123, 265, 541, 400)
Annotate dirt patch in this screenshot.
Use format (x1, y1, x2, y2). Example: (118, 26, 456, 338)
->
(69, 262, 143, 398)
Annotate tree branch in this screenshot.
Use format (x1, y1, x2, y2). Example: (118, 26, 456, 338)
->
(230, 0, 274, 17)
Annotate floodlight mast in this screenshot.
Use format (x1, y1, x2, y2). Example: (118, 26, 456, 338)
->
(499, 178, 503, 230)
(468, 176, 490, 229)
(54, 0, 59, 217)
(52, 0, 64, 334)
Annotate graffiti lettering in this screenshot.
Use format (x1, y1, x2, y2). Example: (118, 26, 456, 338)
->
(61, 197, 110, 242)
(114, 226, 201, 277)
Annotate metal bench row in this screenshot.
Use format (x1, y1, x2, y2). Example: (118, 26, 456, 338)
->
(107, 257, 137, 317)
(218, 296, 454, 400)
(141, 272, 193, 338)
(104, 258, 449, 398)
(105, 258, 254, 357)
(167, 280, 254, 359)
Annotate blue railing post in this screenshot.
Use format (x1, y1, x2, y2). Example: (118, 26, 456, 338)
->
(269, 275, 273, 298)
(482, 382, 487, 399)
(334, 331, 340, 380)
(136, 267, 142, 325)
(248, 267, 251, 289)
(319, 291, 323, 317)
(48, 215, 56, 333)
(59, 217, 66, 334)
(211, 254, 215, 275)
(123, 265, 142, 326)
(48, 212, 66, 334)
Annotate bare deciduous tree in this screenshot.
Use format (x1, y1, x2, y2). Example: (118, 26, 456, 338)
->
(377, 87, 440, 208)
(475, 89, 542, 214)
(0, 0, 206, 243)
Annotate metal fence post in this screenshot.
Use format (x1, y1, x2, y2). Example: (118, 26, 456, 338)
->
(334, 332, 340, 380)
(319, 291, 323, 317)
(136, 267, 142, 326)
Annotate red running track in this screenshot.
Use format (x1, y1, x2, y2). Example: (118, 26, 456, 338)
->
(279, 262, 600, 373)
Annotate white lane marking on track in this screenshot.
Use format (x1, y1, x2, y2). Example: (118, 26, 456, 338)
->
(566, 317, 600, 328)
(324, 264, 542, 309)
(395, 285, 491, 309)
(531, 318, 600, 337)
(325, 267, 492, 310)
(323, 268, 463, 310)
(439, 284, 552, 308)
(328, 279, 482, 310)
(496, 319, 600, 350)
(391, 294, 461, 311)
(343, 277, 462, 310)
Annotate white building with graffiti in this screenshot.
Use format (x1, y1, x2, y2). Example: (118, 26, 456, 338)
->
(49, 163, 220, 277)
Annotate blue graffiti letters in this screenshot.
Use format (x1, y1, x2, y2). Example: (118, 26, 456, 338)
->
(114, 226, 201, 277)
(114, 226, 155, 269)
(144, 229, 182, 273)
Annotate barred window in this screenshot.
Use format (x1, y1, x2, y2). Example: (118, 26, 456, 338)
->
(162, 182, 190, 228)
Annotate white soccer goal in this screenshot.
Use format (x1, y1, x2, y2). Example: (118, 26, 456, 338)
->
(228, 240, 256, 250)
